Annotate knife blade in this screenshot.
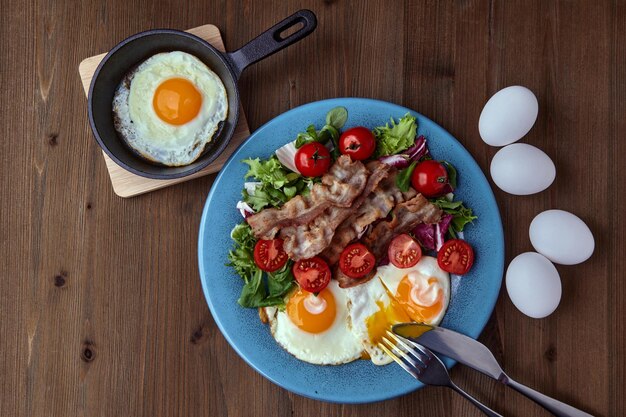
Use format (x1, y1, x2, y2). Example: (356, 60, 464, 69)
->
(392, 323, 594, 417)
(392, 323, 504, 380)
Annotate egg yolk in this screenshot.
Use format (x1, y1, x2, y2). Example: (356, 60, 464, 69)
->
(366, 275, 444, 345)
(366, 296, 411, 345)
(286, 288, 336, 334)
(153, 78, 202, 125)
(396, 275, 444, 323)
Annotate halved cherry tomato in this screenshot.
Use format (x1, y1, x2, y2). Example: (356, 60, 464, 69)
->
(339, 243, 376, 278)
(411, 160, 451, 198)
(292, 256, 331, 293)
(295, 142, 331, 177)
(338, 127, 376, 160)
(388, 234, 422, 268)
(253, 239, 288, 272)
(437, 239, 474, 275)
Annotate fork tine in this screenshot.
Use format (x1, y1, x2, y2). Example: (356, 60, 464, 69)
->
(380, 336, 424, 370)
(386, 330, 429, 365)
(378, 341, 420, 378)
(406, 337, 431, 356)
(395, 333, 439, 364)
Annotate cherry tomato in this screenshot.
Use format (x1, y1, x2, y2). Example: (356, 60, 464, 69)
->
(339, 243, 376, 278)
(292, 257, 331, 293)
(411, 160, 451, 198)
(338, 127, 376, 160)
(253, 239, 288, 272)
(295, 142, 331, 177)
(388, 234, 422, 269)
(437, 239, 474, 275)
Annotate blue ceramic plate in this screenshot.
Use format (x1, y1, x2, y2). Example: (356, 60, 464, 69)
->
(198, 98, 504, 404)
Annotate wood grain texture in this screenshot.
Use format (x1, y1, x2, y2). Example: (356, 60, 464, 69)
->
(1, 0, 624, 416)
(78, 25, 251, 198)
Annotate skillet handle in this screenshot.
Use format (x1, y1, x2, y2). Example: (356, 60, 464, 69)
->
(226, 9, 317, 79)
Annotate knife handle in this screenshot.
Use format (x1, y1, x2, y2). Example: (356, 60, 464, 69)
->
(449, 382, 503, 417)
(505, 377, 594, 417)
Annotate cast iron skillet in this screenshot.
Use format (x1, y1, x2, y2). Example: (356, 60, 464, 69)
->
(88, 10, 317, 179)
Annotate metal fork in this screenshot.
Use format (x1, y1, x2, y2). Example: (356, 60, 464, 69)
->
(379, 330, 502, 417)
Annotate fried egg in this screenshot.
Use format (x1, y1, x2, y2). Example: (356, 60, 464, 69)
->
(113, 51, 228, 166)
(346, 256, 451, 365)
(266, 280, 363, 365)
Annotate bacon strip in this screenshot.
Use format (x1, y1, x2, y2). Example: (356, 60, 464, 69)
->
(363, 193, 442, 259)
(246, 155, 368, 239)
(321, 170, 417, 265)
(280, 162, 390, 261)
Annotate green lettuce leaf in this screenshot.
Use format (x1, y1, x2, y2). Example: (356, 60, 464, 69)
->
(441, 161, 458, 188)
(236, 261, 295, 309)
(227, 223, 295, 309)
(237, 269, 267, 307)
(295, 124, 321, 148)
(396, 161, 417, 192)
(242, 157, 295, 188)
(241, 156, 306, 211)
(267, 261, 296, 299)
(226, 223, 257, 279)
(326, 106, 348, 129)
(431, 198, 478, 234)
(373, 113, 418, 157)
(295, 106, 347, 152)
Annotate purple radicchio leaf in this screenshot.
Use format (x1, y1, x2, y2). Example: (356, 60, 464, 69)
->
(407, 135, 428, 161)
(378, 135, 429, 168)
(434, 214, 454, 251)
(413, 223, 436, 251)
(378, 154, 410, 169)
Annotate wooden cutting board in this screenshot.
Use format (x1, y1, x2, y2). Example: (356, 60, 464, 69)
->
(78, 25, 250, 198)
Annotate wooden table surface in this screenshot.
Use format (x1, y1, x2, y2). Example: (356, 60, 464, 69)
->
(2, 1, 624, 416)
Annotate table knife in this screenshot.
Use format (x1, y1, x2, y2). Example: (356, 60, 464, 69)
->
(392, 323, 593, 417)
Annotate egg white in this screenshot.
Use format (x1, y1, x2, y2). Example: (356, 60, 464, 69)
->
(112, 51, 228, 166)
(377, 256, 451, 326)
(346, 256, 451, 366)
(345, 278, 395, 365)
(266, 280, 363, 365)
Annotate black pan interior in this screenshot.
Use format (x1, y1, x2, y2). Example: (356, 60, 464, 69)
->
(89, 30, 240, 179)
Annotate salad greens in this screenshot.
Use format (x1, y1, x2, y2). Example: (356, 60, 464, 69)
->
(294, 106, 348, 158)
(230, 108, 351, 308)
(373, 113, 418, 157)
(241, 156, 314, 211)
(396, 161, 418, 192)
(431, 198, 478, 237)
(441, 161, 458, 188)
(243, 157, 298, 188)
(228, 108, 479, 310)
(237, 263, 296, 308)
(242, 107, 348, 212)
(325, 106, 349, 128)
(227, 222, 295, 308)
(266, 262, 296, 302)
(226, 222, 257, 279)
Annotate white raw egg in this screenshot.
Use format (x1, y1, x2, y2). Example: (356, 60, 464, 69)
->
(506, 252, 561, 318)
(490, 143, 556, 195)
(479, 86, 538, 146)
(530, 210, 594, 265)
